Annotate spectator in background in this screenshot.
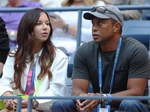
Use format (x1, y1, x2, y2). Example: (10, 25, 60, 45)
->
(0, 0, 7, 6)
(49, 0, 106, 56)
(0, 8, 68, 112)
(0, 0, 42, 51)
(102, 0, 144, 20)
(29, 0, 63, 7)
(0, 17, 10, 77)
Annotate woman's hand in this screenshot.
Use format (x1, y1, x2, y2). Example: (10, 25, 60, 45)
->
(13, 98, 28, 108)
(3, 91, 16, 110)
(4, 99, 15, 110)
(21, 98, 28, 108)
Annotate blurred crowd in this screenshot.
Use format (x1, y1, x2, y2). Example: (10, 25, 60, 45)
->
(0, 0, 149, 55)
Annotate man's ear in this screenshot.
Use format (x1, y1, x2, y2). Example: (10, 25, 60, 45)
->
(113, 22, 121, 32)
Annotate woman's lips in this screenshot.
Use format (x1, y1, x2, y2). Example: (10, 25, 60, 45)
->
(42, 32, 48, 37)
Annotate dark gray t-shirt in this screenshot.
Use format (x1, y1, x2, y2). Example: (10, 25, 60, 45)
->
(72, 37, 150, 94)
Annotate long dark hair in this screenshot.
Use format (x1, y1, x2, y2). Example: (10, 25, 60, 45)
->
(11, 8, 55, 94)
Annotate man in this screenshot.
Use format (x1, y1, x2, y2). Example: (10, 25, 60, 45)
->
(0, 17, 9, 77)
(52, 5, 150, 112)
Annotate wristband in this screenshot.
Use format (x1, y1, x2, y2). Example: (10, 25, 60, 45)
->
(63, 24, 69, 33)
(32, 99, 39, 109)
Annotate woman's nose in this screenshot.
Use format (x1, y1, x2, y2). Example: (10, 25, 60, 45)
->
(43, 23, 47, 29)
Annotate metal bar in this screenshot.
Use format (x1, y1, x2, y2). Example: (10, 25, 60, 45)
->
(27, 96, 32, 112)
(28, 96, 150, 100)
(0, 5, 150, 12)
(76, 10, 82, 49)
(27, 96, 150, 112)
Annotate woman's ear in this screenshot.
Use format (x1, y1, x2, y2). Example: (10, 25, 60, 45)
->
(31, 32, 34, 36)
(28, 32, 33, 38)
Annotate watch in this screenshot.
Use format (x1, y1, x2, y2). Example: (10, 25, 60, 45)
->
(101, 94, 112, 105)
(32, 99, 39, 109)
(101, 94, 108, 105)
(106, 94, 112, 105)
(63, 24, 69, 33)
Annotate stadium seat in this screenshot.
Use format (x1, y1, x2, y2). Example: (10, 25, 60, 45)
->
(122, 20, 150, 50)
(142, 0, 150, 20)
(142, 10, 150, 20)
(57, 47, 68, 56)
(66, 52, 75, 95)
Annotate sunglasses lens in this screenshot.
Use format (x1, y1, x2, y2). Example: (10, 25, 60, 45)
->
(97, 7, 106, 13)
(91, 7, 96, 12)
(91, 7, 106, 13)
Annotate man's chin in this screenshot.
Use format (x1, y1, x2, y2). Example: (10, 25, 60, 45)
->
(94, 40, 101, 43)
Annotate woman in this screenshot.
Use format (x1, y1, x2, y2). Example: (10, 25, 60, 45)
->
(49, 0, 106, 55)
(0, 8, 68, 112)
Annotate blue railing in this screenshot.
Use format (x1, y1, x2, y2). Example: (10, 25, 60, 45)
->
(27, 96, 150, 112)
(0, 95, 149, 111)
(0, 5, 150, 111)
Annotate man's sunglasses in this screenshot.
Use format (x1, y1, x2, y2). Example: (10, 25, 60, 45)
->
(91, 6, 122, 22)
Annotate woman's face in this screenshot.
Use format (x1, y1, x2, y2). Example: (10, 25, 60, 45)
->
(32, 12, 51, 45)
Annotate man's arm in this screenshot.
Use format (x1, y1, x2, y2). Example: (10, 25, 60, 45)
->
(111, 78, 148, 107)
(71, 78, 90, 96)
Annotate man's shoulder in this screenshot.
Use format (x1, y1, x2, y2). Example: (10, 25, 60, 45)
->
(122, 36, 148, 56)
(75, 41, 98, 58)
(122, 36, 145, 48)
(79, 41, 98, 50)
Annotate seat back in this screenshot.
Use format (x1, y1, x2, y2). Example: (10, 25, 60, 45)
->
(122, 20, 150, 50)
(66, 52, 75, 96)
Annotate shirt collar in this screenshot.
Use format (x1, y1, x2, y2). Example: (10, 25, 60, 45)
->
(33, 48, 43, 63)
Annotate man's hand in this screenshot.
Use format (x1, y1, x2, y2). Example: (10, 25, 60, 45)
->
(76, 93, 103, 112)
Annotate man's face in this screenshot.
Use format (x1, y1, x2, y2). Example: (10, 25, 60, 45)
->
(91, 17, 116, 44)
